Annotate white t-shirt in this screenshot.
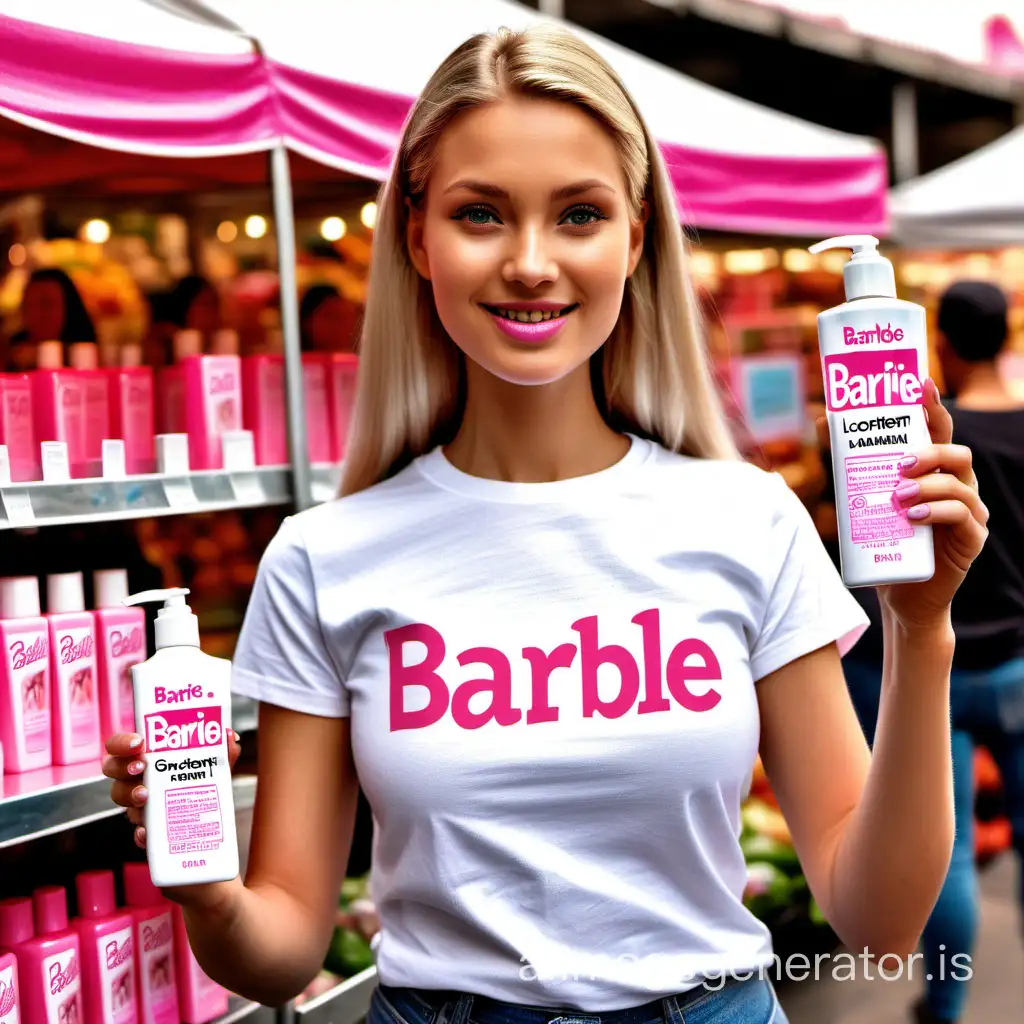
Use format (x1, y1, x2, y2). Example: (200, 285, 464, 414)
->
(231, 435, 868, 1010)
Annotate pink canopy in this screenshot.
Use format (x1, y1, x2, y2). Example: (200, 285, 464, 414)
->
(0, 0, 889, 236)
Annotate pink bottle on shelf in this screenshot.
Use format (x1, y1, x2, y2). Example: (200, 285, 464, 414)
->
(92, 570, 146, 741)
(46, 572, 99, 766)
(170, 908, 227, 1024)
(32, 341, 89, 479)
(73, 871, 137, 1024)
(0, 899, 30, 1024)
(122, 865, 178, 1024)
(0, 576, 52, 773)
(5, 888, 83, 1024)
(67, 342, 112, 478)
(0, 950, 19, 1024)
(0, 373, 36, 483)
(156, 331, 200, 438)
(108, 345, 155, 476)
(324, 353, 358, 462)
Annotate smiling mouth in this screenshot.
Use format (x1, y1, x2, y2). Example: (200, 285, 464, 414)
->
(481, 303, 578, 323)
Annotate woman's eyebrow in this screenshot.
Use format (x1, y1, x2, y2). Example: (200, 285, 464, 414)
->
(442, 179, 617, 199)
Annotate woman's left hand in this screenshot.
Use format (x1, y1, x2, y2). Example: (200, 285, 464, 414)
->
(879, 378, 988, 631)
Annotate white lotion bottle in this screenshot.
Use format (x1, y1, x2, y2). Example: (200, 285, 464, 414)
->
(809, 235, 935, 588)
(124, 588, 239, 888)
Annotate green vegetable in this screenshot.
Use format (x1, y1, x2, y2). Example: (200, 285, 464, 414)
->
(324, 929, 375, 977)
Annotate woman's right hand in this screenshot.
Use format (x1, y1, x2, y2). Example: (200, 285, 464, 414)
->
(103, 730, 243, 850)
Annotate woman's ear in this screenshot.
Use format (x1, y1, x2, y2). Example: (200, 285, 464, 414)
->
(627, 200, 649, 277)
(406, 198, 432, 281)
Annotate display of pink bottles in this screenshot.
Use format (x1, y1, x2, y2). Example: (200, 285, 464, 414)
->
(67, 343, 112, 478)
(0, 949, 21, 1024)
(74, 871, 137, 1024)
(46, 572, 99, 765)
(0, 374, 36, 483)
(156, 331, 200, 439)
(32, 341, 89, 479)
(0, 576, 52, 773)
(108, 345, 155, 476)
(170, 908, 227, 1024)
(2, 889, 83, 1024)
(92, 570, 145, 741)
(324, 354, 358, 462)
(122, 865, 178, 1024)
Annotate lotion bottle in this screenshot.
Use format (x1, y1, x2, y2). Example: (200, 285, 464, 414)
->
(121, 866, 178, 1024)
(809, 235, 935, 588)
(0, 948, 19, 1024)
(125, 588, 238, 888)
(93, 570, 146, 741)
(16, 888, 83, 1024)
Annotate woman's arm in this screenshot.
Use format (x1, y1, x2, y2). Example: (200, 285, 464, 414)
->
(757, 624, 954, 959)
(108, 704, 360, 1005)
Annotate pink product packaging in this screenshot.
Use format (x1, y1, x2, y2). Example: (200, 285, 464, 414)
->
(4, 889, 83, 1024)
(74, 871, 138, 1024)
(93, 571, 146, 740)
(179, 356, 243, 471)
(242, 355, 333, 466)
(0, 577, 52, 773)
(0, 950, 20, 1024)
(324, 354, 358, 462)
(32, 341, 89, 479)
(0, 374, 36, 483)
(122, 865, 179, 1024)
(46, 573, 99, 766)
(171, 908, 227, 1024)
(108, 362, 155, 476)
(155, 330, 198, 442)
(68, 344, 112, 478)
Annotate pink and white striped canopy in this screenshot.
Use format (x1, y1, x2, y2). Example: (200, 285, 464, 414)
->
(0, 0, 889, 236)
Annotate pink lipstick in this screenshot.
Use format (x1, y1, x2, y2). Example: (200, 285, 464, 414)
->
(482, 303, 577, 344)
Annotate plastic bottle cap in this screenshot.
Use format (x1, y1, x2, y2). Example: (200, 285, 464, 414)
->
(211, 329, 240, 356)
(0, 897, 34, 947)
(69, 342, 100, 371)
(173, 330, 203, 362)
(94, 569, 129, 609)
(33, 886, 68, 936)
(808, 234, 896, 301)
(47, 572, 85, 614)
(265, 329, 284, 355)
(36, 341, 64, 370)
(76, 870, 116, 919)
(100, 342, 121, 369)
(123, 587, 199, 648)
(123, 862, 167, 908)
(120, 344, 143, 368)
(0, 576, 41, 618)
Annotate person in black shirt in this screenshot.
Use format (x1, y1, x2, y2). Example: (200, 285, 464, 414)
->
(841, 280, 1024, 1024)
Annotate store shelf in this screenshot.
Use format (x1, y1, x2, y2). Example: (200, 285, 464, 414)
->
(0, 466, 292, 530)
(294, 967, 377, 1024)
(311, 463, 342, 505)
(0, 768, 257, 850)
(214, 997, 276, 1023)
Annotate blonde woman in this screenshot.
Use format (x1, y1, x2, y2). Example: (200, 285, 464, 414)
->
(105, 24, 987, 1024)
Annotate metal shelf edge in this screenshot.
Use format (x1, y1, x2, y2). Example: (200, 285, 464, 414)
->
(294, 967, 378, 1023)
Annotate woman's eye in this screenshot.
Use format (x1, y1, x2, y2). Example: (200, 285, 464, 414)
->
(454, 207, 500, 226)
(561, 205, 605, 228)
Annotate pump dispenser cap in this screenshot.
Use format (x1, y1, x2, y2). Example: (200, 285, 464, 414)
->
(47, 572, 85, 614)
(76, 870, 116, 919)
(0, 576, 41, 618)
(808, 234, 896, 301)
(123, 862, 167, 908)
(0, 897, 34, 947)
(69, 342, 99, 371)
(36, 340, 64, 370)
(94, 569, 130, 609)
(123, 587, 199, 648)
(120, 343, 143, 368)
(211, 328, 240, 356)
(173, 330, 203, 362)
(33, 886, 69, 936)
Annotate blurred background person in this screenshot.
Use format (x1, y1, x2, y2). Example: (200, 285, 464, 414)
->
(166, 273, 222, 346)
(4, 266, 97, 370)
(300, 283, 359, 353)
(842, 279, 1024, 1024)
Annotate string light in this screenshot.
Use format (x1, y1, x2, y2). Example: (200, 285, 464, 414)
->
(360, 202, 377, 230)
(82, 219, 111, 244)
(244, 215, 268, 239)
(217, 221, 238, 243)
(320, 216, 347, 241)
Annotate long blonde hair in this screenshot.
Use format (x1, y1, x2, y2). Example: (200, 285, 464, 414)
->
(340, 22, 740, 496)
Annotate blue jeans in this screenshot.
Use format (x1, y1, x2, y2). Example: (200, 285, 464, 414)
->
(844, 656, 1024, 1021)
(370, 978, 789, 1024)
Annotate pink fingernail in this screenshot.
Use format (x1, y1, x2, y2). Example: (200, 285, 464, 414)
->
(128, 734, 143, 750)
(133, 786, 148, 804)
(898, 456, 918, 472)
(135, 827, 147, 849)
(892, 480, 920, 505)
(128, 761, 145, 776)
(907, 504, 930, 520)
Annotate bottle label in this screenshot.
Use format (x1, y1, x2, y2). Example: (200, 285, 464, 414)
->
(823, 348, 922, 413)
(56, 626, 98, 752)
(42, 946, 81, 1024)
(98, 927, 136, 1024)
(7, 627, 50, 753)
(200, 358, 242, 465)
(0, 961, 19, 1024)
(138, 913, 178, 1024)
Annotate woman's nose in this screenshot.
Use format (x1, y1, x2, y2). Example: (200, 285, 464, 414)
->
(502, 226, 557, 288)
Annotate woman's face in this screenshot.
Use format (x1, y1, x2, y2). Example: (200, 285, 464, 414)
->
(407, 95, 645, 388)
(21, 280, 66, 342)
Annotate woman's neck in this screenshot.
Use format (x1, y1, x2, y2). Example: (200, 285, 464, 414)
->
(951, 363, 1024, 411)
(444, 361, 630, 482)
